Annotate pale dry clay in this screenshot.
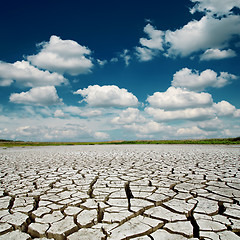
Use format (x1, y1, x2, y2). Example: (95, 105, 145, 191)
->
(0, 144, 239, 239)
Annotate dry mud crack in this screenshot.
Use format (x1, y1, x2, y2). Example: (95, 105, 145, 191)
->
(0, 144, 240, 239)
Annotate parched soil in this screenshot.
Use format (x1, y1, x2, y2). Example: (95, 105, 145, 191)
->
(0, 144, 240, 239)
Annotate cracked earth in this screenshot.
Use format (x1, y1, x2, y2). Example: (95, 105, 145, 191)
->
(0, 144, 240, 240)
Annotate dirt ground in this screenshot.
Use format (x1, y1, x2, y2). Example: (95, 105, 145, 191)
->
(0, 144, 239, 239)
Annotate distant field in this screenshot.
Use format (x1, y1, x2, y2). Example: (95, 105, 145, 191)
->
(0, 137, 240, 147)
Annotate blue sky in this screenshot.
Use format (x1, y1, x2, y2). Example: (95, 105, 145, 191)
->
(0, 0, 240, 141)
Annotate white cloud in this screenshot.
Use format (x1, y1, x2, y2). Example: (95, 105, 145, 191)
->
(16, 126, 35, 136)
(80, 109, 103, 117)
(64, 106, 102, 117)
(63, 106, 82, 115)
(165, 15, 240, 58)
(124, 121, 172, 135)
(0, 128, 8, 136)
(19, 106, 52, 117)
(0, 111, 113, 142)
(135, 1, 240, 60)
(214, 100, 240, 117)
(74, 85, 139, 108)
(198, 118, 224, 131)
(219, 126, 240, 137)
(221, 129, 233, 136)
(37, 107, 52, 117)
(0, 78, 13, 87)
(1, 98, 240, 141)
(94, 131, 109, 140)
(16, 126, 32, 136)
(140, 24, 164, 50)
(15, 124, 90, 141)
(176, 126, 208, 137)
(9, 86, 62, 106)
(120, 49, 131, 66)
(136, 23, 164, 61)
(54, 109, 65, 118)
(235, 109, 240, 117)
(217, 72, 239, 88)
(0, 60, 67, 87)
(97, 59, 108, 66)
(147, 87, 213, 110)
(190, 0, 240, 16)
(112, 108, 146, 124)
(28, 35, 93, 76)
(135, 47, 157, 62)
(110, 50, 131, 66)
(146, 87, 240, 123)
(172, 68, 238, 91)
(145, 107, 215, 121)
(200, 48, 237, 61)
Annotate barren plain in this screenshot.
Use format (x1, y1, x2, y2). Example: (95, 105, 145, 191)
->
(0, 144, 240, 240)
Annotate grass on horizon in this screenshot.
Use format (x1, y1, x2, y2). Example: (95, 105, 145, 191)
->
(0, 137, 240, 147)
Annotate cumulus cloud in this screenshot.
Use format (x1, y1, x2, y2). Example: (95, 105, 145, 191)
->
(147, 87, 213, 110)
(63, 106, 83, 116)
(21, 106, 52, 117)
(0, 60, 67, 87)
(64, 106, 102, 117)
(145, 87, 240, 123)
(9, 86, 62, 106)
(145, 107, 214, 121)
(176, 126, 207, 136)
(74, 85, 139, 108)
(140, 24, 164, 50)
(94, 131, 109, 140)
(0, 108, 112, 142)
(235, 110, 240, 118)
(14, 124, 107, 142)
(80, 109, 103, 117)
(136, 24, 164, 61)
(200, 48, 237, 61)
(190, 0, 240, 16)
(134, 0, 240, 60)
(165, 15, 240, 58)
(172, 68, 238, 91)
(198, 118, 224, 131)
(112, 108, 146, 124)
(124, 121, 172, 135)
(0, 128, 8, 139)
(135, 47, 157, 62)
(16, 126, 34, 136)
(28, 35, 93, 76)
(54, 109, 65, 118)
(0, 78, 13, 87)
(214, 100, 240, 117)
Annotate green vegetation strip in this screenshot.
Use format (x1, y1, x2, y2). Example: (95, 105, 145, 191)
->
(0, 137, 240, 147)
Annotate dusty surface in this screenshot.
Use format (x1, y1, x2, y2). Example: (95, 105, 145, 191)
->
(0, 144, 239, 240)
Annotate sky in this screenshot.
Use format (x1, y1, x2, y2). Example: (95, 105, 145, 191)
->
(0, 0, 240, 142)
